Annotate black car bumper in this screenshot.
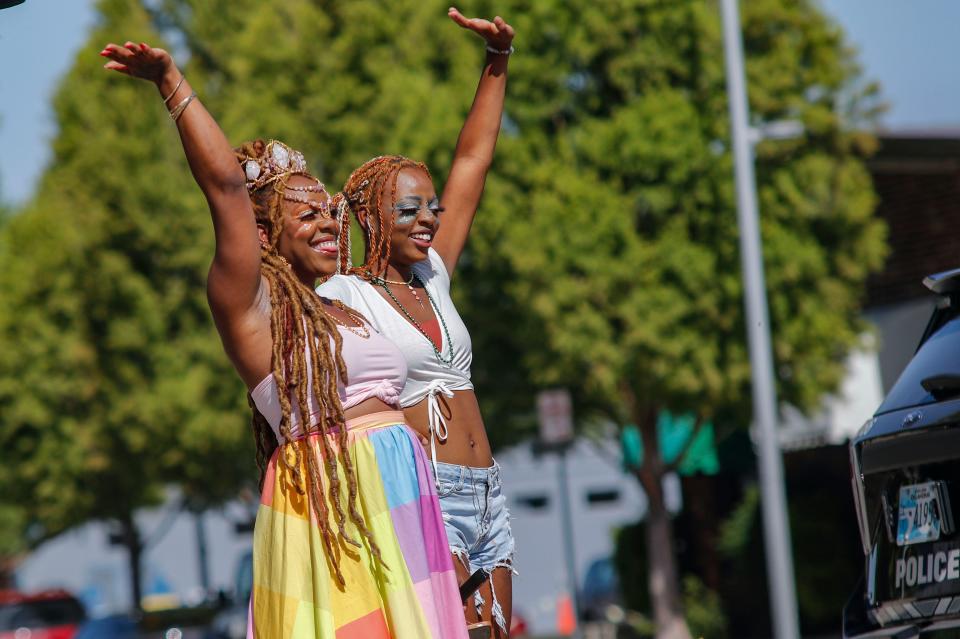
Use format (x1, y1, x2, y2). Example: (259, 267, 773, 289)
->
(843, 574, 960, 638)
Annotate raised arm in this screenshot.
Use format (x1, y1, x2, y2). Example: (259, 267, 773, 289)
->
(432, 9, 514, 276)
(100, 42, 261, 324)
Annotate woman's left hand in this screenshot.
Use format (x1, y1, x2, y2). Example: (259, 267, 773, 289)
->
(448, 7, 515, 51)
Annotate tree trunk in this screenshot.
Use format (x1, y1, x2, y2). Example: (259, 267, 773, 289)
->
(641, 472, 693, 639)
(120, 516, 144, 614)
(629, 400, 693, 639)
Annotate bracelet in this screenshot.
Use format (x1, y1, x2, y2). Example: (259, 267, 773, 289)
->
(162, 75, 185, 105)
(169, 91, 197, 122)
(485, 45, 514, 56)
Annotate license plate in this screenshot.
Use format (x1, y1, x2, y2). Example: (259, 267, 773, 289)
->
(898, 481, 943, 546)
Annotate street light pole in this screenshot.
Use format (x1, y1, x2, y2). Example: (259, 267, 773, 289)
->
(556, 444, 581, 639)
(719, 1, 801, 638)
(537, 389, 581, 638)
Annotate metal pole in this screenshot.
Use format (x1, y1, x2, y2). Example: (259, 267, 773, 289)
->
(194, 510, 210, 593)
(719, 1, 800, 638)
(556, 446, 581, 638)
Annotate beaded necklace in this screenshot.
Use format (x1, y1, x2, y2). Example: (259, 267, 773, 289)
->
(323, 299, 370, 339)
(375, 274, 454, 366)
(372, 272, 424, 308)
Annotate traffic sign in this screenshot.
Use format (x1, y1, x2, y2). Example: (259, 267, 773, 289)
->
(537, 389, 574, 445)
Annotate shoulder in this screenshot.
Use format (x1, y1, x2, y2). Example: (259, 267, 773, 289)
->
(414, 248, 451, 289)
(316, 274, 367, 303)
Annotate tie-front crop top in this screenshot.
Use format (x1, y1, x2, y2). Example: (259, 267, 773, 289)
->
(316, 248, 473, 408)
(250, 322, 407, 442)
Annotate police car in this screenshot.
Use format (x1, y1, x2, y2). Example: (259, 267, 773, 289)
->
(845, 268, 960, 638)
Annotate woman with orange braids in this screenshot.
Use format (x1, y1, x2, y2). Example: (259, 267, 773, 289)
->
(101, 41, 468, 639)
(317, 8, 516, 637)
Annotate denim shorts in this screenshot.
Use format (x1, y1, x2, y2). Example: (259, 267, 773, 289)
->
(434, 460, 516, 630)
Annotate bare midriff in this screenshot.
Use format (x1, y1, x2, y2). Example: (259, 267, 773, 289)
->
(403, 389, 493, 468)
(343, 396, 400, 421)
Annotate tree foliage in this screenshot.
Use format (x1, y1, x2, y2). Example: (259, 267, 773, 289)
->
(0, 0, 250, 546)
(466, 0, 885, 429)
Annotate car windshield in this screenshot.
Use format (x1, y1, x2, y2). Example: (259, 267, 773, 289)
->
(0, 598, 86, 630)
(582, 558, 618, 599)
(878, 310, 960, 414)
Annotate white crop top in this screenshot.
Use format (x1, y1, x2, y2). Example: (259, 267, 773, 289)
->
(250, 324, 408, 443)
(316, 248, 473, 409)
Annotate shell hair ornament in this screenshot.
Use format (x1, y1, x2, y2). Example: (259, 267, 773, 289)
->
(241, 140, 334, 219)
(241, 140, 327, 201)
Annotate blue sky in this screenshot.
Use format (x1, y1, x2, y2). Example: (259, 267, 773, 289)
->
(2, 0, 960, 205)
(0, 0, 97, 204)
(820, 0, 960, 130)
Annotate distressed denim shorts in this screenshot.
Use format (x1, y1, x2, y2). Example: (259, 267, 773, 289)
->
(434, 459, 516, 631)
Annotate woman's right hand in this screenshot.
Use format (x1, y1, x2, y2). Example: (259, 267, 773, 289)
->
(100, 41, 176, 86)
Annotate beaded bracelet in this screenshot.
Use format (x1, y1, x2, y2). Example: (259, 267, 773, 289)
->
(486, 45, 514, 56)
(169, 91, 197, 122)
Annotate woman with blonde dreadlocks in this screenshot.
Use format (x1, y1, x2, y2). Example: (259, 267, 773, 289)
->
(101, 41, 467, 639)
(318, 8, 516, 638)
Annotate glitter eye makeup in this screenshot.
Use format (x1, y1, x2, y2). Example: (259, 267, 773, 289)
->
(393, 198, 444, 225)
(395, 207, 419, 225)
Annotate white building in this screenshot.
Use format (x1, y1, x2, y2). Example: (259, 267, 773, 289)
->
(497, 437, 680, 635)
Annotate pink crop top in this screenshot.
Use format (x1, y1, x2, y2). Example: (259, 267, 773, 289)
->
(250, 324, 407, 442)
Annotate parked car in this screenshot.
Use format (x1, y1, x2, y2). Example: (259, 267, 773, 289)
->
(846, 267, 960, 638)
(580, 556, 622, 623)
(75, 608, 212, 639)
(73, 614, 139, 639)
(0, 589, 86, 639)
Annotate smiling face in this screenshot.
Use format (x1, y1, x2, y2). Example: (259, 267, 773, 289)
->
(385, 167, 443, 268)
(267, 175, 339, 284)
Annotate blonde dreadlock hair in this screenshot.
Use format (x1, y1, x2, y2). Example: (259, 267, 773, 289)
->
(338, 155, 432, 278)
(237, 139, 383, 586)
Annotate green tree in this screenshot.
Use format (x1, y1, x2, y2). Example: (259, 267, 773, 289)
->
(0, 0, 250, 609)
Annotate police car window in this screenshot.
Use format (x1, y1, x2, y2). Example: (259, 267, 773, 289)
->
(879, 312, 960, 414)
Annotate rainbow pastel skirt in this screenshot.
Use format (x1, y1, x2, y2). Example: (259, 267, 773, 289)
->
(249, 411, 467, 638)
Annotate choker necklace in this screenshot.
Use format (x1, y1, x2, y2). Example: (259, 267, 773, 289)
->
(372, 272, 423, 308)
(375, 274, 453, 366)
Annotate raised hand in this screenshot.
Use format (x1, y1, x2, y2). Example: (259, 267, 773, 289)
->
(447, 7, 515, 51)
(100, 41, 174, 85)
(434, 8, 513, 275)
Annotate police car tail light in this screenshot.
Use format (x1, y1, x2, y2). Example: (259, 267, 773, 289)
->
(850, 439, 872, 555)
